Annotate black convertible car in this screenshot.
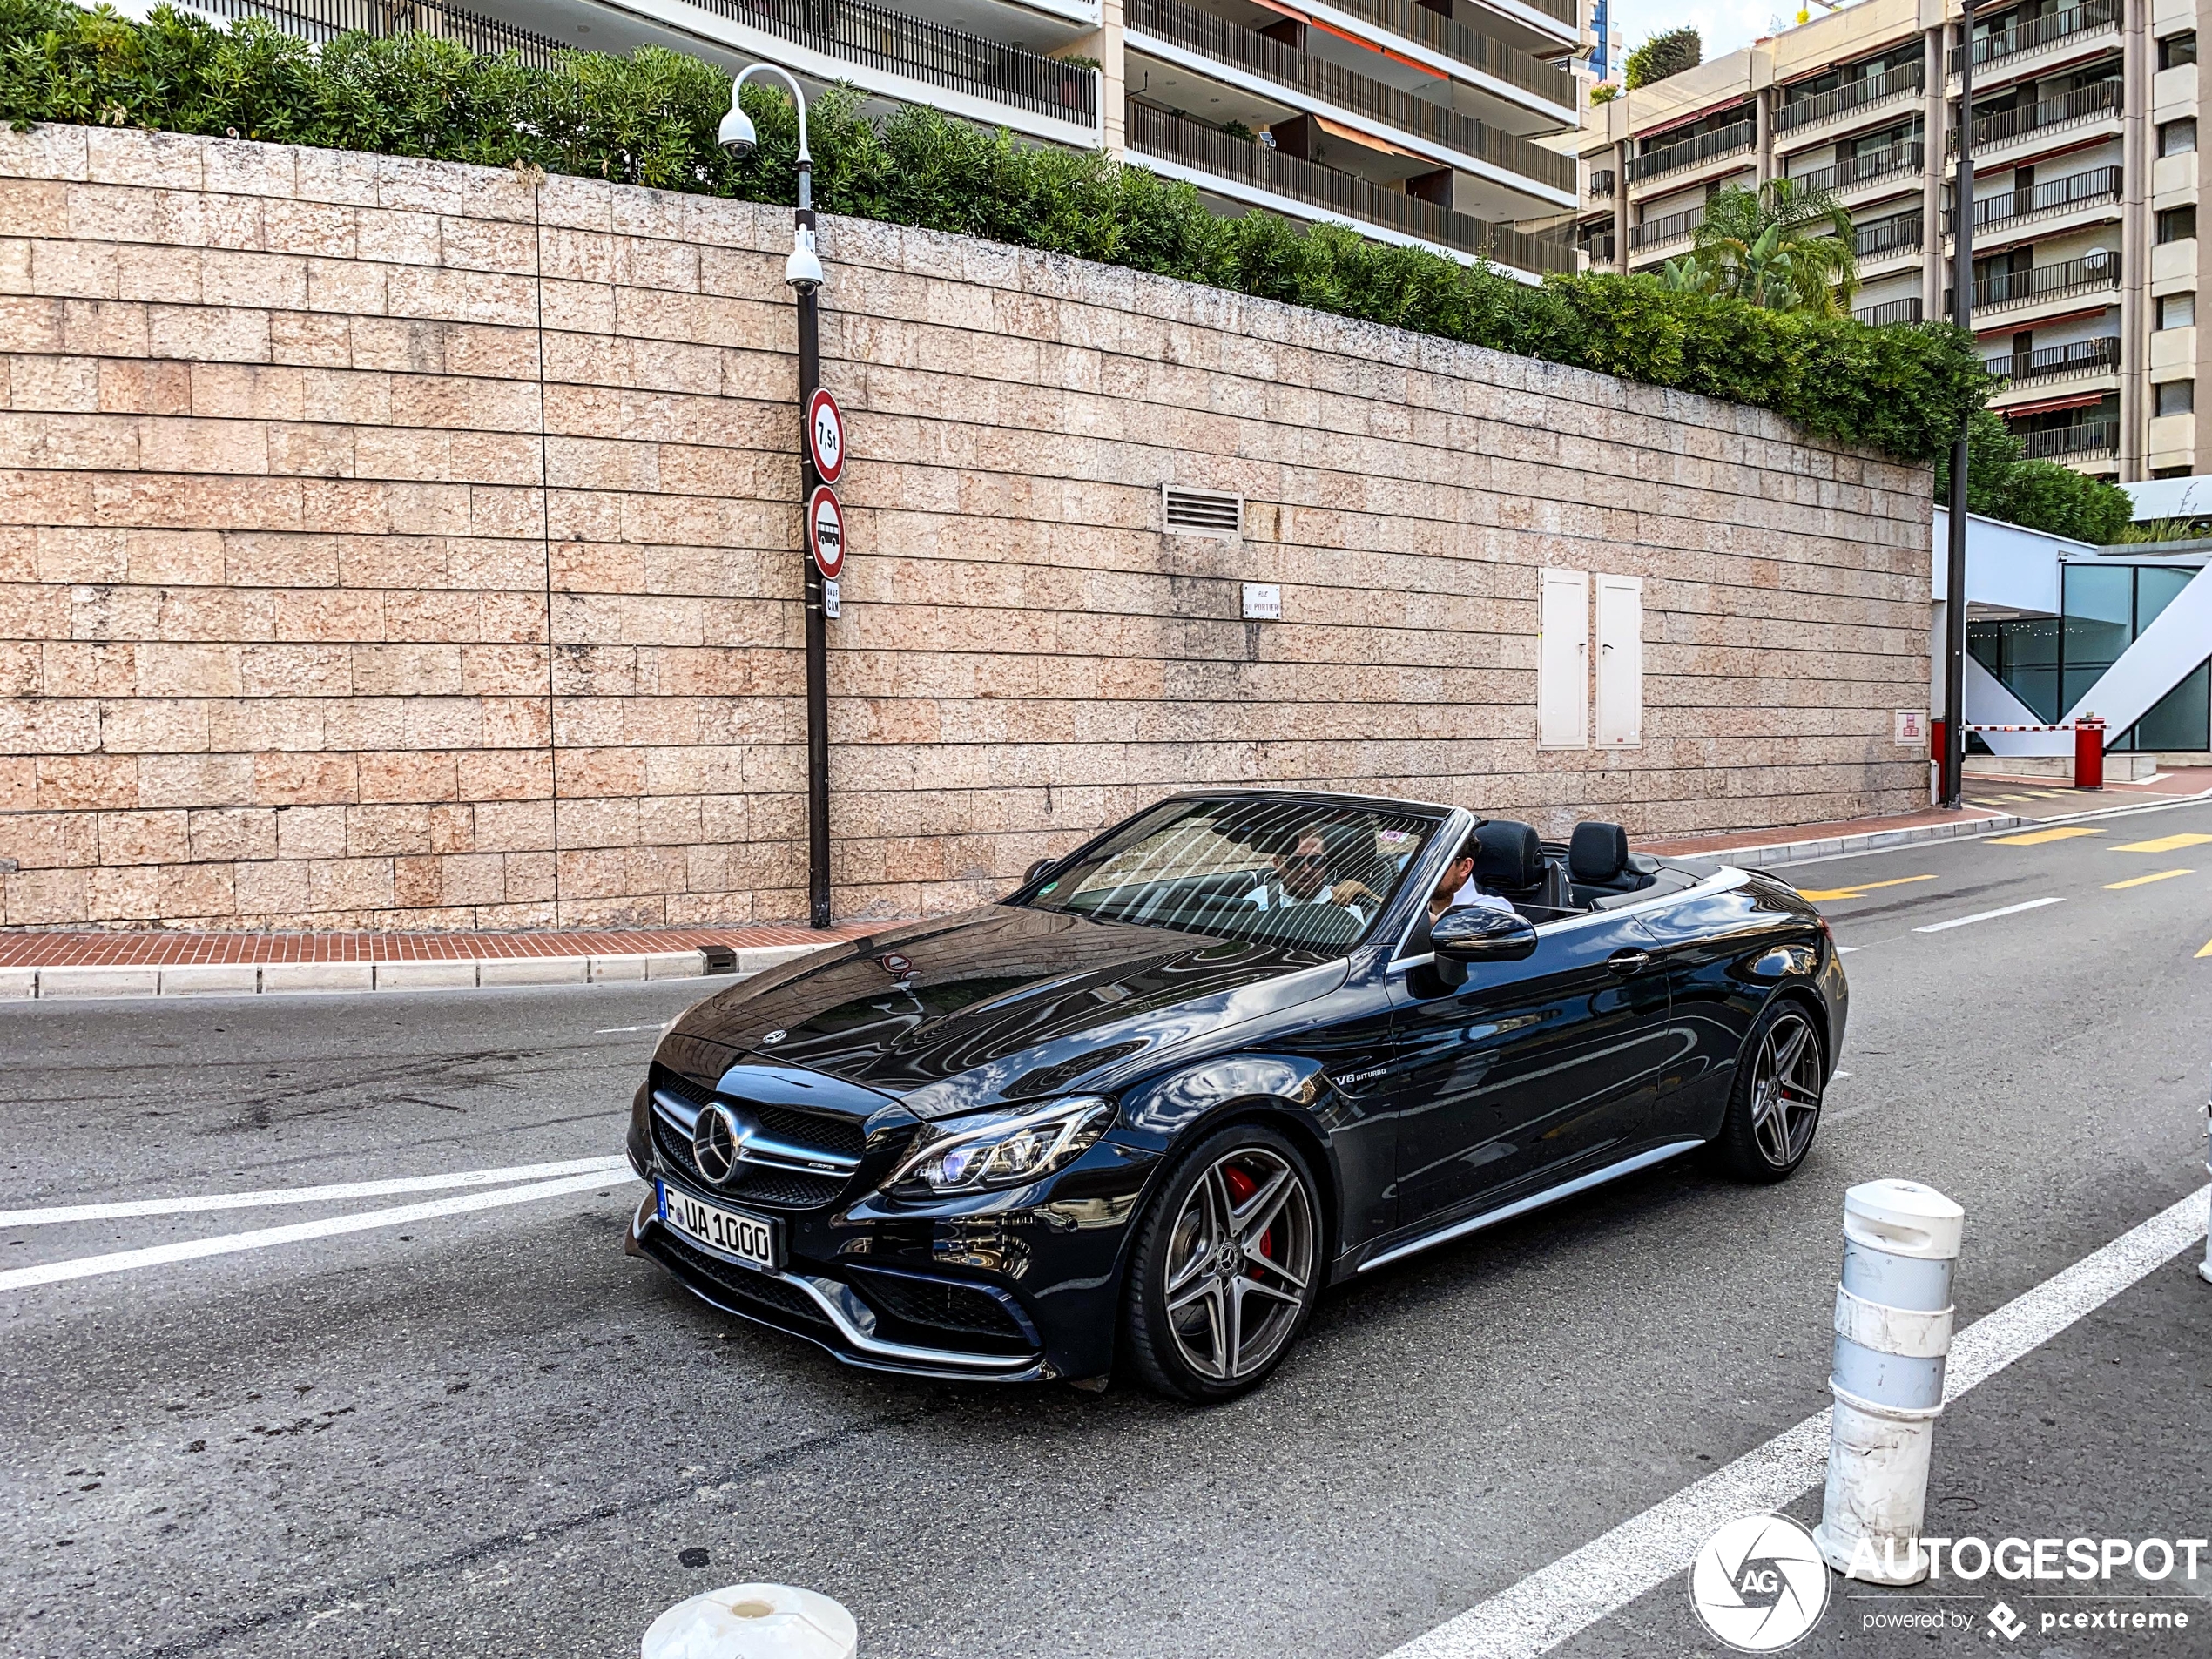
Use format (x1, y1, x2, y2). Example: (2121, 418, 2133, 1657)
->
(625, 790, 1844, 1399)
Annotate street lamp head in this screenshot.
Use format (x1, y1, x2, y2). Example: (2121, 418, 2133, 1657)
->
(718, 97, 758, 158)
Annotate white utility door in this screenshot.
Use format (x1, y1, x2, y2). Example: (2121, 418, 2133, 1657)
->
(1595, 574, 1643, 748)
(1538, 569, 1589, 748)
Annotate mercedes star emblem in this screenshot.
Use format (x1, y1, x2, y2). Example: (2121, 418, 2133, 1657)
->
(691, 1103, 744, 1185)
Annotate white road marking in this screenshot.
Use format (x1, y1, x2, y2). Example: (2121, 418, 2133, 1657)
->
(1835, 945, 1860, 954)
(594, 1025, 655, 1035)
(1384, 1184, 2210, 1659)
(1912, 895, 2066, 934)
(0, 1170, 637, 1292)
(0, 1157, 631, 1227)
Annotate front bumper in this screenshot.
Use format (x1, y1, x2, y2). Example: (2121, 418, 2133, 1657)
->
(624, 1127, 1157, 1383)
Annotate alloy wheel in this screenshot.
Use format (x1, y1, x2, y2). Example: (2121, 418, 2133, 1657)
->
(1161, 1147, 1316, 1383)
(1750, 1010, 1823, 1169)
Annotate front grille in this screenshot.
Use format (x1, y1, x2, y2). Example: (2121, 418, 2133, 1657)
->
(649, 1109, 850, 1209)
(846, 1266, 1035, 1355)
(647, 1231, 832, 1330)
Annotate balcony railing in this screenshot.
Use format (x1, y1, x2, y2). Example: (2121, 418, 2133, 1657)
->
(1854, 296, 1925, 326)
(1945, 165, 2121, 234)
(1319, 0, 1575, 108)
(1126, 104, 1578, 273)
(1985, 336, 2123, 385)
(1950, 0, 2120, 74)
(1956, 79, 2122, 152)
(1855, 212, 1923, 258)
(2019, 418, 2120, 460)
(685, 0, 1096, 122)
(1953, 249, 2121, 312)
(1521, 0, 1576, 24)
(1588, 168, 1615, 199)
(1629, 118, 1756, 183)
(1786, 142, 1923, 197)
(1629, 207, 1700, 250)
(1584, 230, 1615, 263)
(1129, 0, 1572, 190)
(187, 0, 570, 68)
(1775, 61, 1925, 133)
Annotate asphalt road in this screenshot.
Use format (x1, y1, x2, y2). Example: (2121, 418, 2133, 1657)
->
(5, 795, 2210, 1659)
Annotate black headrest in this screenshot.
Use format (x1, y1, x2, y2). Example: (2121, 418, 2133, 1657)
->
(1569, 821, 1630, 883)
(1472, 820, 1542, 890)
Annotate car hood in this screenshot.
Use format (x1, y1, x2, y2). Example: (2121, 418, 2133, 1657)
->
(657, 904, 1348, 1119)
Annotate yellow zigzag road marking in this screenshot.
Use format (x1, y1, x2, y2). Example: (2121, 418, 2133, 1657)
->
(1794, 874, 1938, 902)
(1991, 826, 2105, 846)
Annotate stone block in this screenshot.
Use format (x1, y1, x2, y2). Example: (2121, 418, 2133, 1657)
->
(159, 963, 260, 996)
(373, 959, 478, 990)
(477, 955, 590, 986)
(38, 965, 159, 998)
(261, 961, 374, 994)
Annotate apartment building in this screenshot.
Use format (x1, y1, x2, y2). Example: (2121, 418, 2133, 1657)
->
(1576, 0, 2203, 482)
(182, 0, 1585, 277)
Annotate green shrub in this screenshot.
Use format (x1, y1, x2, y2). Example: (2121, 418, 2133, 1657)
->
(1624, 27, 1700, 91)
(0, 0, 1989, 461)
(1932, 410, 2134, 543)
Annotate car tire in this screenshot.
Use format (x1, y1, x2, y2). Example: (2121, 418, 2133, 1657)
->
(1715, 996, 1827, 1184)
(1120, 1123, 1323, 1403)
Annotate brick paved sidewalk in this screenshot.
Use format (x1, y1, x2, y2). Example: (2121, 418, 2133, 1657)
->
(0, 920, 884, 970)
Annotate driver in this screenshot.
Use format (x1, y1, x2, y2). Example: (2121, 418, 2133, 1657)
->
(1267, 827, 1379, 927)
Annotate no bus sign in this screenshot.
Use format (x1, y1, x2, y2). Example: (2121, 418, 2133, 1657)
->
(806, 484, 846, 581)
(806, 388, 846, 485)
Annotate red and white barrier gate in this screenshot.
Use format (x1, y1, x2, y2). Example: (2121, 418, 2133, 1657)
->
(1932, 718, 2107, 790)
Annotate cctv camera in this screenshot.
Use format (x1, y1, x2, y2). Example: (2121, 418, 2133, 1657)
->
(718, 103, 757, 157)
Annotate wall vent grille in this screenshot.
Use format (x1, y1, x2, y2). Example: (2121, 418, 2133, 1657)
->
(1163, 486, 1243, 535)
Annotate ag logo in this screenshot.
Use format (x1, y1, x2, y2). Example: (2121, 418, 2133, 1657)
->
(1688, 1514, 1830, 1651)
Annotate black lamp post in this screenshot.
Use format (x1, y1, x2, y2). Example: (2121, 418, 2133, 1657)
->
(719, 69, 833, 927)
(1942, 2, 1978, 810)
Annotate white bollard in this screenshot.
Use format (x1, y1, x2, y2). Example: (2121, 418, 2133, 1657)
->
(1811, 1179, 1965, 1587)
(642, 1583, 857, 1659)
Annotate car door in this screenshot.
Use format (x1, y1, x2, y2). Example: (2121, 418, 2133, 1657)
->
(1379, 910, 1674, 1237)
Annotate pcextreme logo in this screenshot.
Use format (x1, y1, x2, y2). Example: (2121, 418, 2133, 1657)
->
(1688, 1514, 1831, 1651)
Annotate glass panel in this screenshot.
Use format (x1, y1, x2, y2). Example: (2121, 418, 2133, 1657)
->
(2131, 659, 2211, 752)
(2062, 565, 2135, 700)
(1023, 796, 1443, 950)
(2135, 566, 2196, 631)
(1980, 616, 2061, 721)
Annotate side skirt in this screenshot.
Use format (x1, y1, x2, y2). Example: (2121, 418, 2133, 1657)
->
(1353, 1138, 1708, 1275)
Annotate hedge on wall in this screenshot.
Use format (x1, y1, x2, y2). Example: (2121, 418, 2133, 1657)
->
(0, 0, 1991, 463)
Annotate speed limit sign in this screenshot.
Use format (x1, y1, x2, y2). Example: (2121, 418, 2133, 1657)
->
(806, 388, 846, 485)
(806, 484, 845, 581)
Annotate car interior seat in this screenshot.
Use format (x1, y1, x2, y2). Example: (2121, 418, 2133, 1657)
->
(1566, 821, 1660, 908)
(1472, 820, 1570, 921)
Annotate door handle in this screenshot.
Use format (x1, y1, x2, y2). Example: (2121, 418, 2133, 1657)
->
(1606, 948, 1651, 974)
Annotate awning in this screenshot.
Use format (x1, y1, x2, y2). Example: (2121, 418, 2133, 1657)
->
(1311, 114, 1429, 161)
(2001, 389, 2113, 417)
(1249, 0, 1446, 81)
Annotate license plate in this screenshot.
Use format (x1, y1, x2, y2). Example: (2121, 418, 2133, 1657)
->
(657, 1180, 783, 1273)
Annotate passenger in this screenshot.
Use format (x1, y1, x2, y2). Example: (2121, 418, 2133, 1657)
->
(1427, 832, 1517, 922)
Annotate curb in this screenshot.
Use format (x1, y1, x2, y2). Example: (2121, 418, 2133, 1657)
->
(0, 942, 824, 1002)
(1662, 813, 2027, 871)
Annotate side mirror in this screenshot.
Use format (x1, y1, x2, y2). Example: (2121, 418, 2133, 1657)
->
(1429, 904, 1537, 986)
(1023, 857, 1056, 886)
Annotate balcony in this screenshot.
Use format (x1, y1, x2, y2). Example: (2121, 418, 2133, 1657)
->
(188, 0, 569, 67)
(1950, 0, 2120, 78)
(1588, 168, 1615, 199)
(1583, 229, 1615, 265)
(1629, 207, 1700, 253)
(1955, 79, 2122, 154)
(1946, 164, 2121, 238)
(2019, 418, 2120, 460)
(1125, 104, 1578, 273)
(1953, 249, 2121, 314)
(1855, 211, 1923, 260)
(1317, 0, 1575, 112)
(1855, 296, 1925, 325)
(1775, 61, 1925, 136)
(1126, 0, 1573, 193)
(1986, 336, 2123, 385)
(1786, 141, 1923, 198)
(1629, 118, 1756, 185)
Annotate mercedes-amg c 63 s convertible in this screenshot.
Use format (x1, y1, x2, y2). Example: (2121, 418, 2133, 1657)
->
(624, 790, 1845, 1400)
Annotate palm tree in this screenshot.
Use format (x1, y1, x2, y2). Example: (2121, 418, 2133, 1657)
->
(1677, 179, 1859, 316)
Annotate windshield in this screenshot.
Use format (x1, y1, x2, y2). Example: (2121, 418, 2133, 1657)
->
(1021, 798, 1444, 950)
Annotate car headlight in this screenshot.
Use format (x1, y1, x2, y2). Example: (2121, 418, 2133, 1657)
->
(887, 1097, 1116, 1197)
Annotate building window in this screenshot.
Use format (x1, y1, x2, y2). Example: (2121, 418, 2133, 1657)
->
(2158, 206, 2196, 244)
(2159, 293, 2195, 329)
(2161, 118, 2197, 157)
(2160, 30, 2197, 69)
(2155, 380, 2195, 416)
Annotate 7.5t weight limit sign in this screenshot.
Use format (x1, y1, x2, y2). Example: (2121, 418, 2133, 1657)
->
(806, 485, 845, 581)
(806, 388, 846, 485)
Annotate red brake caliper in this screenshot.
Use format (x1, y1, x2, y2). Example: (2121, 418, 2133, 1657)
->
(1222, 1165, 1274, 1270)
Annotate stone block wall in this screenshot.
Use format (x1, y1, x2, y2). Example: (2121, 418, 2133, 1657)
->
(0, 125, 1934, 931)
